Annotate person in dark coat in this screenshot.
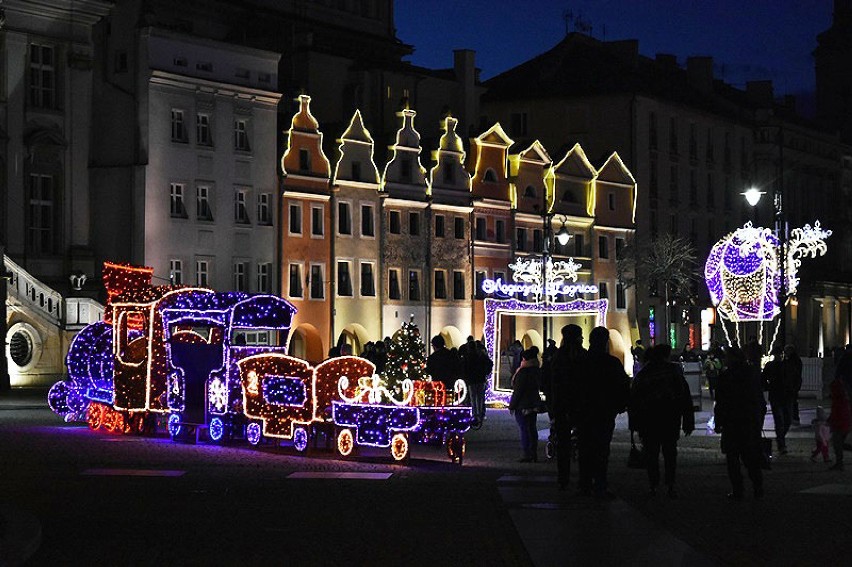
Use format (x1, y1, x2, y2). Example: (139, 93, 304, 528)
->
(548, 324, 587, 489)
(508, 347, 542, 462)
(763, 344, 794, 454)
(575, 327, 629, 498)
(714, 346, 766, 500)
(784, 345, 803, 424)
(629, 344, 695, 498)
(460, 336, 491, 426)
(426, 335, 460, 388)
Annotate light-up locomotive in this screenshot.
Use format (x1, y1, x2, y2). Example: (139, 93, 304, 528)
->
(48, 262, 472, 463)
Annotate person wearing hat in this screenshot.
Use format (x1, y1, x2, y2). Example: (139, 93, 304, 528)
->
(426, 334, 460, 389)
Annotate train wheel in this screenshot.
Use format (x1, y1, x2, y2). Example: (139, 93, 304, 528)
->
(446, 434, 466, 465)
(293, 426, 310, 454)
(390, 433, 410, 463)
(246, 421, 263, 446)
(86, 403, 103, 431)
(336, 428, 354, 457)
(208, 417, 226, 443)
(103, 408, 122, 433)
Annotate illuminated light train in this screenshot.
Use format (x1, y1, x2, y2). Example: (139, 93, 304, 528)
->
(48, 263, 472, 463)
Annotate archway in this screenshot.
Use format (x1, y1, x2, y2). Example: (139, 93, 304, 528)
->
(288, 324, 324, 364)
(339, 323, 372, 355)
(520, 329, 543, 353)
(439, 325, 465, 350)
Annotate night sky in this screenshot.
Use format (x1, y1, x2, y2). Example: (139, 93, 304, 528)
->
(396, 0, 833, 97)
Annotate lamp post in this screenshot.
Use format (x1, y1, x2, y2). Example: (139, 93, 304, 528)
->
(742, 186, 787, 349)
(541, 209, 571, 348)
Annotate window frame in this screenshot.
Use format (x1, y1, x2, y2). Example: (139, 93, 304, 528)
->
(434, 269, 447, 300)
(288, 262, 304, 299)
(309, 263, 325, 300)
(311, 205, 324, 237)
(360, 261, 376, 297)
(170, 182, 188, 219)
(196, 113, 212, 146)
(338, 201, 353, 236)
(171, 109, 188, 143)
(408, 269, 421, 302)
(234, 119, 251, 152)
(598, 235, 609, 259)
(388, 268, 401, 300)
(337, 260, 353, 297)
(288, 202, 303, 236)
(453, 270, 465, 300)
(169, 259, 183, 285)
(196, 184, 213, 221)
(360, 203, 375, 238)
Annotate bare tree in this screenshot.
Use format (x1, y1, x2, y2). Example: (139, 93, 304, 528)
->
(617, 233, 699, 343)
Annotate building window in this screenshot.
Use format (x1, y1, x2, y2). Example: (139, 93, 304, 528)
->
(475, 217, 486, 240)
(689, 170, 698, 204)
(443, 165, 455, 184)
(435, 214, 445, 238)
(169, 259, 183, 285)
(310, 264, 324, 299)
(27, 174, 56, 255)
(197, 114, 212, 146)
(615, 237, 625, 259)
(706, 128, 715, 162)
(723, 176, 732, 211)
(669, 165, 678, 203)
(257, 262, 271, 293)
(361, 204, 375, 237)
(234, 190, 250, 223)
(170, 183, 188, 218)
(409, 211, 420, 236)
(650, 211, 658, 239)
(408, 270, 421, 301)
(234, 119, 250, 151)
(351, 162, 362, 182)
(311, 206, 323, 236)
(649, 157, 658, 200)
(196, 185, 213, 221)
(453, 271, 465, 300)
(233, 262, 248, 291)
(598, 235, 609, 259)
(389, 269, 401, 300)
(29, 44, 56, 109)
(454, 217, 465, 239)
(389, 210, 401, 234)
(648, 111, 657, 150)
(338, 202, 352, 235)
(360, 262, 375, 296)
(289, 264, 304, 298)
(608, 193, 615, 211)
(516, 228, 527, 251)
(496, 220, 506, 243)
(511, 112, 528, 136)
(533, 229, 543, 253)
(599, 281, 608, 299)
(337, 261, 353, 296)
(434, 270, 447, 300)
(257, 193, 272, 225)
(289, 203, 302, 235)
(483, 168, 498, 183)
(196, 260, 209, 288)
(574, 234, 585, 257)
(171, 109, 187, 142)
(616, 283, 626, 309)
(400, 158, 413, 182)
(299, 149, 311, 171)
(670, 214, 678, 236)
(689, 123, 698, 160)
(475, 271, 486, 300)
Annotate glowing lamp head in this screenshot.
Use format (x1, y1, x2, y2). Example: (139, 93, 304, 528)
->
(742, 188, 765, 207)
(555, 226, 571, 246)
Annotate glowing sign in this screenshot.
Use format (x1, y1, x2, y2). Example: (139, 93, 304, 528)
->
(481, 256, 598, 298)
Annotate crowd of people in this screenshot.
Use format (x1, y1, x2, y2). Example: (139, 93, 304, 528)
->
(332, 326, 852, 499)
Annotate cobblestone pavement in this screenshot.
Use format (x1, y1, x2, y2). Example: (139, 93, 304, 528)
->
(2, 388, 850, 566)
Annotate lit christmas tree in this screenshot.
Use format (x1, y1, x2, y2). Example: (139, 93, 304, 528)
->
(383, 316, 428, 392)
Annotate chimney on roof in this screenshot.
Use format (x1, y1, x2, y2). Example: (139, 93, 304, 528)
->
(605, 39, 639, 67)
(686, 56, 714, 94)
(454, 49, 477, 140)
(746, 80, 774, 106)
(655, 53, 677, 67)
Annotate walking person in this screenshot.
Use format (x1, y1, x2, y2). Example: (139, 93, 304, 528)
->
(784, 345, 803, 424)
(508, 347, 543, 463)
(629, 344, 694, 498)
(460, 336, 491, 427)
(575, 327, 629, 498)
(548, 324, 587, 489)
(827, 376, 851, 471)
(763, 344, 794, 454)
(714, 346, 766, 500)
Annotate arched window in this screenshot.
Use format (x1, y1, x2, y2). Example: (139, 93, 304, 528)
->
(523, 186, 536, 199)
(561, 189, 578, 203)
(483, 168, 498, 183)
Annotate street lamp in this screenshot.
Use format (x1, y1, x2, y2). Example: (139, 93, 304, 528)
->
(542, 212, 571, 350)
(741, 187, 787, 349)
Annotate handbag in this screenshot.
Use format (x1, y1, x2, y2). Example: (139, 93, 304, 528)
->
(628, 431, 646, 469)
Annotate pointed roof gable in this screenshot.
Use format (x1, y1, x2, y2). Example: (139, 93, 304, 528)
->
(333, 109, 381, 185)
(474, 122, 514, 148)
(596, 152, 636, 185)
(382, 107, 428, 195)
(552, 143, 596, 180)
(281, 94, 331, 178)
(518, 140, 551, 164)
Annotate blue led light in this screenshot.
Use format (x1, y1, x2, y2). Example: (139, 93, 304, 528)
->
(246, 422, 262, 446)
(168, 413, 182, 438)
(209, 417, 225, 441)
(293, 426, 309, 452)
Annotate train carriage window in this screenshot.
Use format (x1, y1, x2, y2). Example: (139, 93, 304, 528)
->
(232, 330, 272, 346)
(117, 311, 149, 364)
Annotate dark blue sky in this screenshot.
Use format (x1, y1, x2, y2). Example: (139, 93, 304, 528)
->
(396, 0, 833, 96)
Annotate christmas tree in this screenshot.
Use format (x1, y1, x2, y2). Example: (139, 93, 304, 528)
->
(383, 316, 428, 392)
